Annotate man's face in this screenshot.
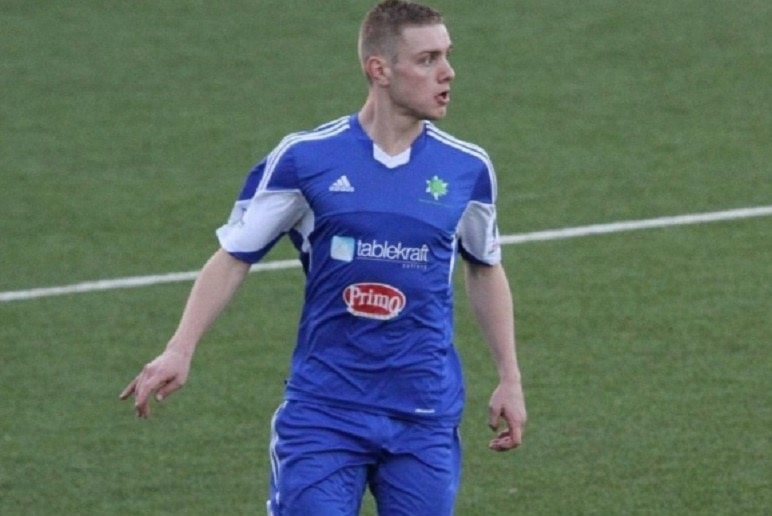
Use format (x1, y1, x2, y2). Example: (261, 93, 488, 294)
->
(388, 24, 455, 121)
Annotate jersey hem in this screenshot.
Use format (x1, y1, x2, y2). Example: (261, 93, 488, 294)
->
(284, 387, 463, 427)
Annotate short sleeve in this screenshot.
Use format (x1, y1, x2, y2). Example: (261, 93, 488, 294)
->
(216, 141, 310, 263)
(457, 161, 501, 265)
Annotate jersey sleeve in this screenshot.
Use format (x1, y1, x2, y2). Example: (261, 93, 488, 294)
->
(216, 142, 310, 264)
(457, 160, 502, 265)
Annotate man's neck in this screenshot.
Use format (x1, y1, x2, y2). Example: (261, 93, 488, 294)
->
(358, 98, 423, 156)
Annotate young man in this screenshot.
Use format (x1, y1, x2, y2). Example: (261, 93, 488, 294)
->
(120, 1, 526, 514)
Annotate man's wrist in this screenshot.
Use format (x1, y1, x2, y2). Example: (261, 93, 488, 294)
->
(164, 341, 195, 359)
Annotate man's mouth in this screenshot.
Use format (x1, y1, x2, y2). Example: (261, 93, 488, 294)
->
(437, 90, 450, 105)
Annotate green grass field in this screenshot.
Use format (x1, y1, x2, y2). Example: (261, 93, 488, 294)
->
(2, 1, 770, 514)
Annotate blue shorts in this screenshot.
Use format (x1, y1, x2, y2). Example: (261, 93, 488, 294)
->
(267, 400, 462, 516)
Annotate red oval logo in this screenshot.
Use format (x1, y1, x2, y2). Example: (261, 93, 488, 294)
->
(342, 282, 406, 320)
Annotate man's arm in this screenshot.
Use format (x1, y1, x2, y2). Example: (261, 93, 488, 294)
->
(464, 261, 527, 451)
(119, 248, 251, 418)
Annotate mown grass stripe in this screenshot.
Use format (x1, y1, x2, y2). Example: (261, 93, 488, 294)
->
(2, 206, 770, 303)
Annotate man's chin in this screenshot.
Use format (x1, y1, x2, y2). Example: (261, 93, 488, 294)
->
(424, 108, 448, 121)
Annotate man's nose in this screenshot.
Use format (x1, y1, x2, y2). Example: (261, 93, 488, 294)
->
(440, 58, 455, 81)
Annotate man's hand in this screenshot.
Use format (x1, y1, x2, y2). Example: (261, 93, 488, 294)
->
(487, 380, 526, 452)
(119, 349, 192, 419)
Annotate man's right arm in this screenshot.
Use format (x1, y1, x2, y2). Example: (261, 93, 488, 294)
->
(119, 248, 251, 418)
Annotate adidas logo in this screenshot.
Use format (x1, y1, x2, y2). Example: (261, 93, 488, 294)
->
(329, 175, 355, 192)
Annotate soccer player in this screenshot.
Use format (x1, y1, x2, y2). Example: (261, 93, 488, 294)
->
(120, 1, 526, 514)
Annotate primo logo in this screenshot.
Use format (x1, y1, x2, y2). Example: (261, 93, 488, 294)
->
(331, 236, 429, 267)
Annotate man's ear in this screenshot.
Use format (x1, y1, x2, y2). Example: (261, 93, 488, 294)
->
(364, 55, 391, 86)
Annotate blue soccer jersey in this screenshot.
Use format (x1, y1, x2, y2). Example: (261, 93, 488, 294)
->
(217, 114, 501, 425)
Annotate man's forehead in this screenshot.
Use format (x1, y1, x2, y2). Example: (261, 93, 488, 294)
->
(397, 23, 452, 50)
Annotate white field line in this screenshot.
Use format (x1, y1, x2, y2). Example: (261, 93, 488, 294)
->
(2, 206, 771, 304)
(498, 205, 772, 244)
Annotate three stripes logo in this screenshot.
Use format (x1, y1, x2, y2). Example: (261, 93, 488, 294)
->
(329, 175, 355, 192)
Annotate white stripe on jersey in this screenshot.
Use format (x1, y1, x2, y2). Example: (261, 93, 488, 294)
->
(269, 401, 286, 486)
(258, 116, 350, 192)
(425, 123, 497, 201)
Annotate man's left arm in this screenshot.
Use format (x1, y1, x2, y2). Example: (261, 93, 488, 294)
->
(464, 261, 527, 451)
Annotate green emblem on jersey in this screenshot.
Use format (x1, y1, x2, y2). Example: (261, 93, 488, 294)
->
(425, 175, 448, 201)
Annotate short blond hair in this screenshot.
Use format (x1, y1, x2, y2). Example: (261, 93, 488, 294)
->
(358, 0, 443, 78)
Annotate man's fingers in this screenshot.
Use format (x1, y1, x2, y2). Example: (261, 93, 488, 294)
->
(135, 399, 151, 419)
(487, 409, 525, 452)
(488, 436, 517, 452)
(505, 412, 524, 446)
(508, 425, 523, 447)
(134, 373, 184, 417)
(118, 372, 152, 418)
(155, 379, 182, 402)
(133, 370, 154, 407)
(119, 377, 138, 400)
(488, 405, 500, 431)
(121, 351, 190, 419)
(488, 428, 522, 452)
(133, 368, 168, 418)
